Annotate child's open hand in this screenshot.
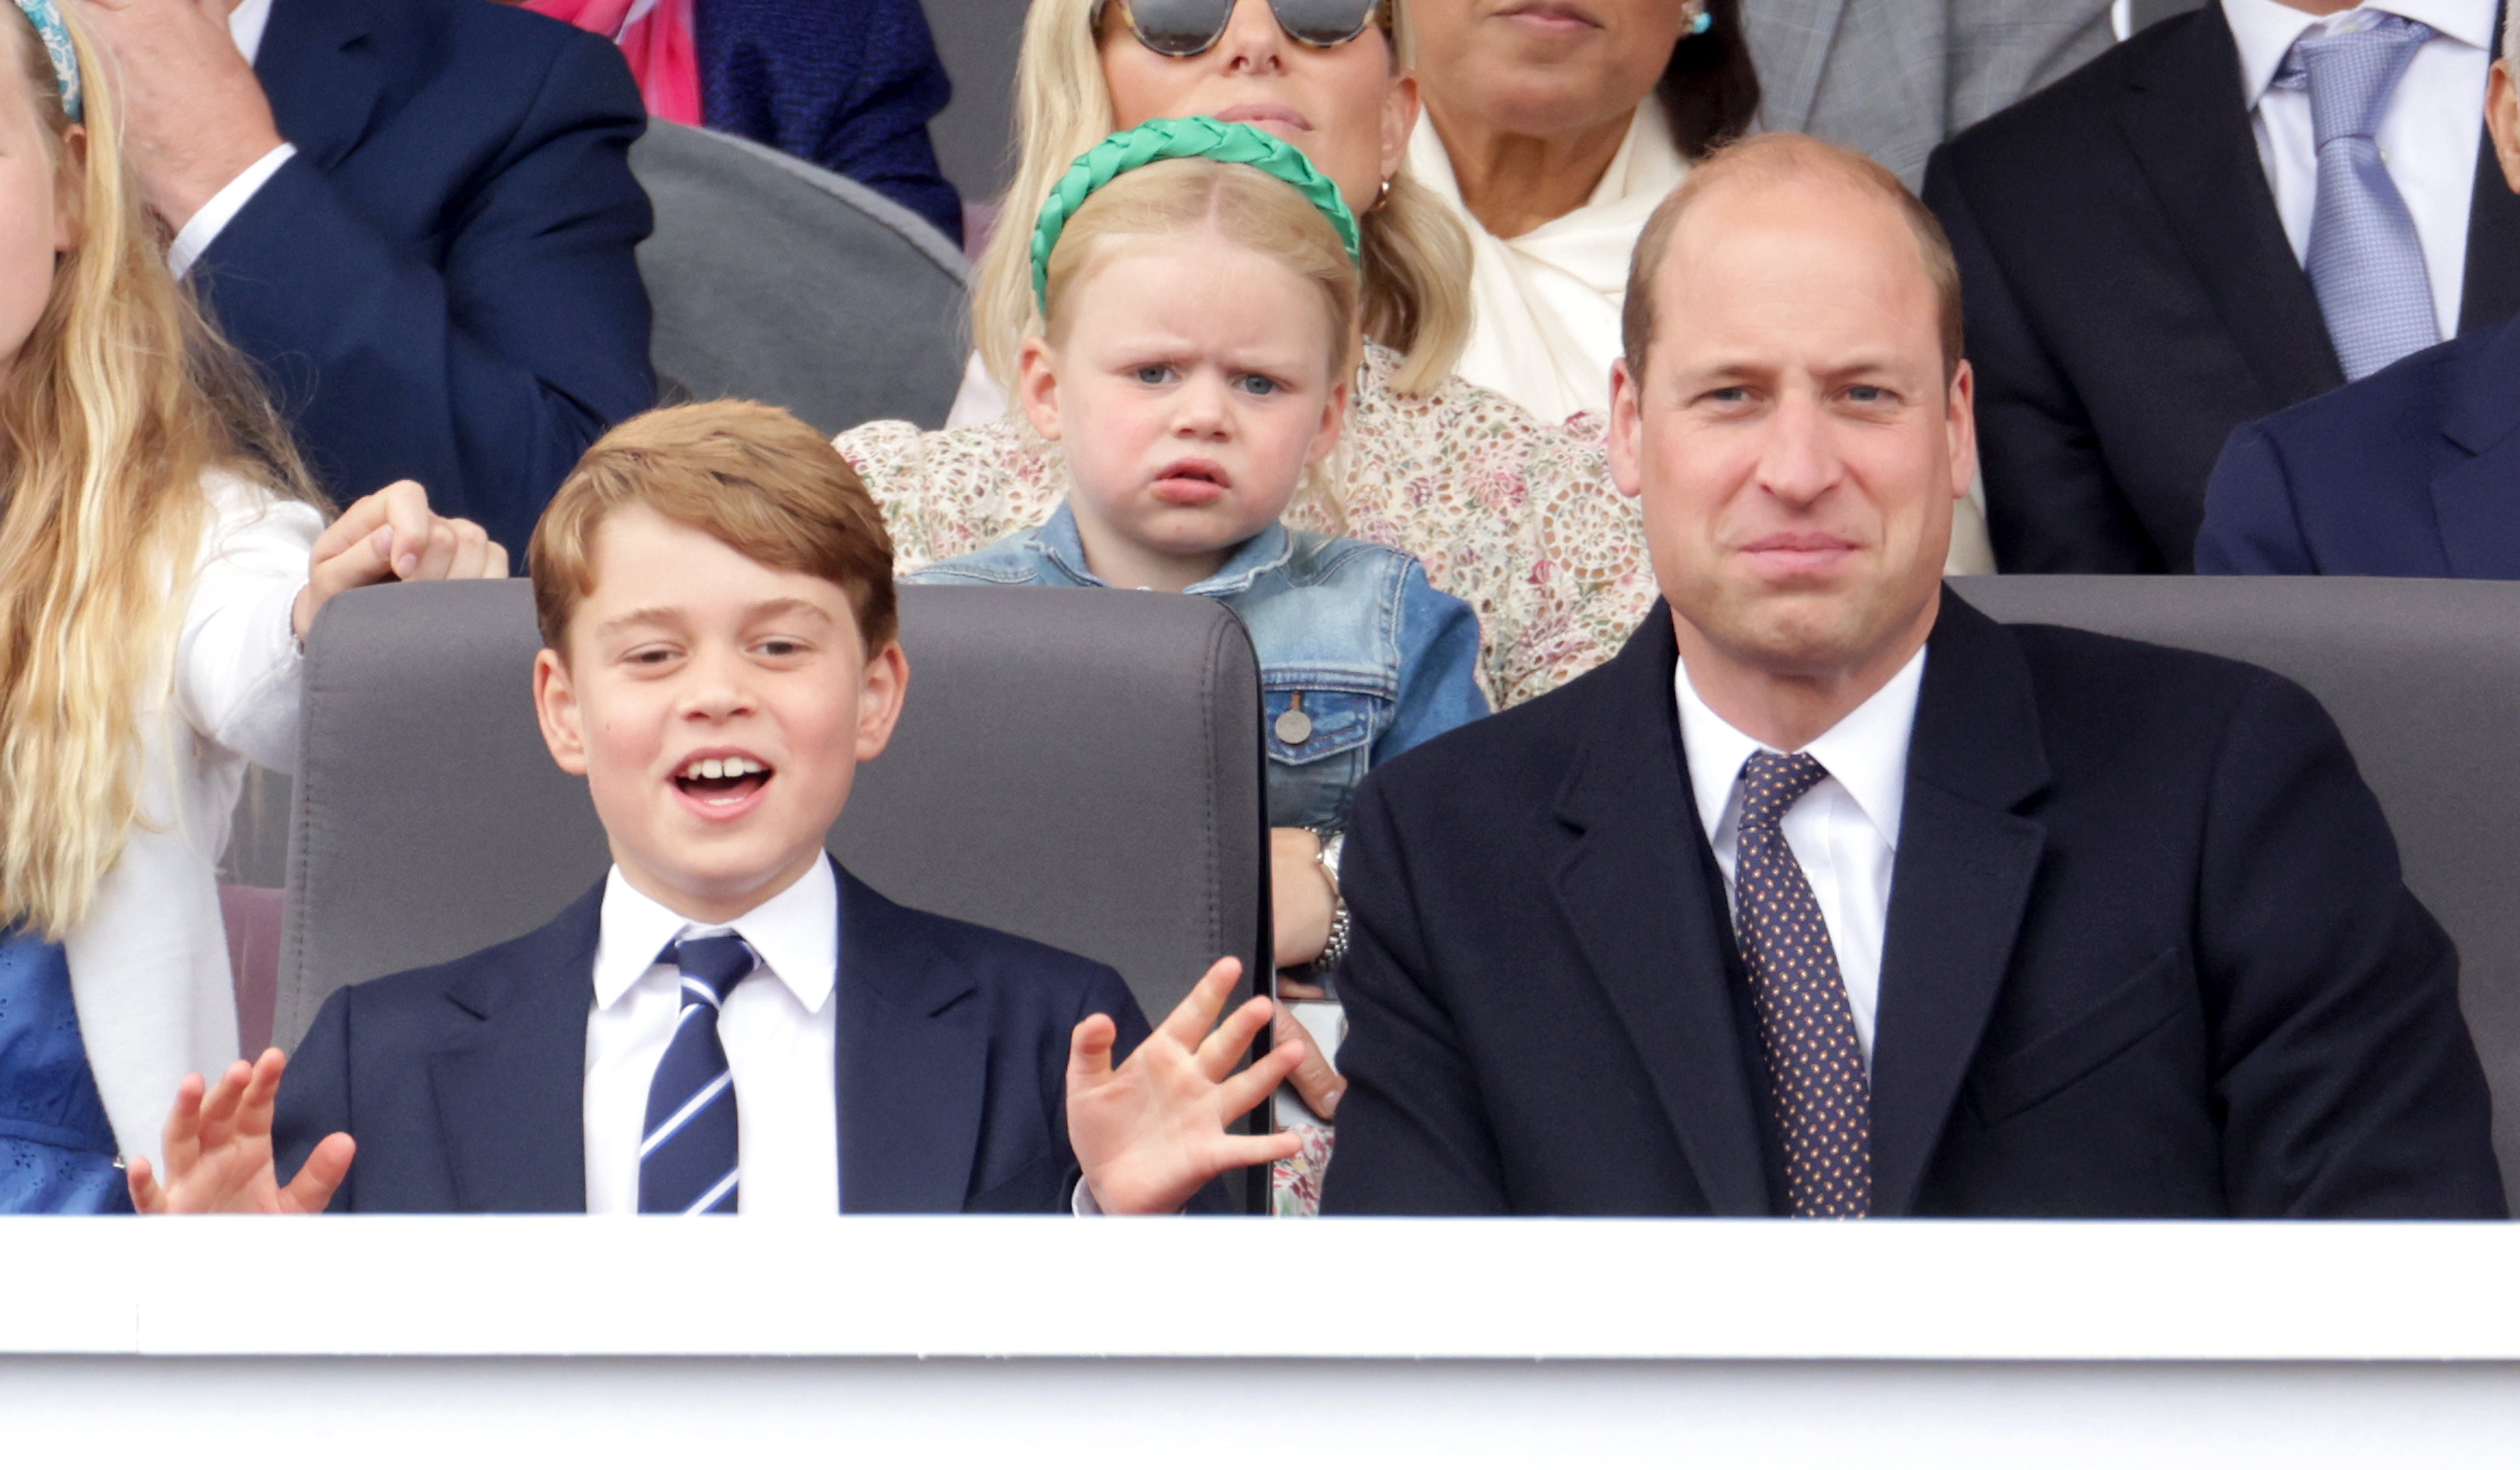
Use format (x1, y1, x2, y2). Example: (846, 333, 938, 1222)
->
(1066, 958, 1304, 1214)
(126, 1049, 354, 1214)
(294, 479, 507, 640)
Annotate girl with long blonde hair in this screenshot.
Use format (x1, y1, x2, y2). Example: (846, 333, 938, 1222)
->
(0, 0, 500, 1211)
(840, 0, 1660, 721)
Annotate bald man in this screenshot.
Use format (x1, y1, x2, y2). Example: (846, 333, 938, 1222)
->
(1318, 135, 2504, 1221)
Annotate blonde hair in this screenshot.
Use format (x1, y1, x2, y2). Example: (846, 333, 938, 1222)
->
(0, 6, 314, 936)
(532, 401, 898, 657)
(973, 0, 1469, 399)
(1042, 156, 1361, 383)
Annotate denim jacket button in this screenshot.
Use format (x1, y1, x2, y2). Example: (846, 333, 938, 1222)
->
(1274, 707, 1313, 744)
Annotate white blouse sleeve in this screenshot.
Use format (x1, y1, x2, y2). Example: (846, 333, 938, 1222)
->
(173, 472, 322, 774)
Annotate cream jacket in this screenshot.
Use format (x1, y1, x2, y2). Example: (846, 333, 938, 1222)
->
(72, 471, 320, 1158)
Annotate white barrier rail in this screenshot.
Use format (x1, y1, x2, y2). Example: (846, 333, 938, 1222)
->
(4, 1217, 2517, 1465)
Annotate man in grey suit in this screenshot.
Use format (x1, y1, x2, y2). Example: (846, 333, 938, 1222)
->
(1741, 0, 2118, 185)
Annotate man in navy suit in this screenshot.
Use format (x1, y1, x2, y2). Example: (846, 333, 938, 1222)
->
(73, 0, 658, 556)
(126, 403, 1300, 1216)
(2197, 35, 2520, 577)
(1321, 135, 2503, 1220)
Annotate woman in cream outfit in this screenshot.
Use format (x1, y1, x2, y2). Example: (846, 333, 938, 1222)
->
(1404, 0, 1994, 568)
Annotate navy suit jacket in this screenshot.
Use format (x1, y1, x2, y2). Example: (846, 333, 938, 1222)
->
(1322, 593, 2505, 1218)
(199, 0, 658, 555)
(1923, 4, 2520, 573)
(697, 0, 963, 244)
(273, 866, 1151, 1213)
(2197, 315, 2520, 577)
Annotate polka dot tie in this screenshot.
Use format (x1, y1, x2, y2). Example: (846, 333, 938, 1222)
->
(1733, 751, 1871, 1218)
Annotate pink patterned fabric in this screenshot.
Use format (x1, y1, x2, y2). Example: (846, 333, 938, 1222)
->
(525, 0, 702, 127)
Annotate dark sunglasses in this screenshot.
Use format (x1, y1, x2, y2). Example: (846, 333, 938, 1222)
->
(1094, 0, 1390, 57)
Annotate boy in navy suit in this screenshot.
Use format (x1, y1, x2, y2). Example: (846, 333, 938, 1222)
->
(128, 402, 1304, 1216)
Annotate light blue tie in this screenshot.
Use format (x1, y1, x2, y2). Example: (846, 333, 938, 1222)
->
(2278, 15, 2440, 381)
(637, 933, 759, 1215)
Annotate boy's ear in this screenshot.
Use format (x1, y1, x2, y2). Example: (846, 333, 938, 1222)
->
(1016, 337, 1064, 443)
(532, 646, 590, 776)
(852, 640, 911, 764)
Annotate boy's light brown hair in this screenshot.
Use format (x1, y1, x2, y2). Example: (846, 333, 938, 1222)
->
(529, 400, 898, 655)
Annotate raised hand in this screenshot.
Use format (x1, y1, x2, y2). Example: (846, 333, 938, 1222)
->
(127, 1049, 354, 1214)
(69, 0, 286, 227)
(1067, 958, 1305, 1215)
(294, 479, 507, 640)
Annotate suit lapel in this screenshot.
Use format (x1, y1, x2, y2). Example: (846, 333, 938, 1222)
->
(254, 0, 390, 171)
(832, 869, 988, 1213)
(425, 883, 601, 1212)
(2119, 8, 2343, 405)
(1552, 611, 1772, 1216)
(2460, 127, 2520, 334)
(1867, 596, 2050, 1217)
(1744, 0, 1851, 136)
(2430, 317, 2520, 578)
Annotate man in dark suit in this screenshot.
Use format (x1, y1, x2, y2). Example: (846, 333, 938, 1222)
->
(1320, 134, 2504, 1219)
(74, 0, 658, 555)
(2198, 38, 2520, 576)
(1922, 1, 2520, 572)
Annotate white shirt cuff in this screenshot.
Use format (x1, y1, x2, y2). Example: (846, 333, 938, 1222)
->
(1072, 1177, 1103, 1216)
(168, 142, 298, 277)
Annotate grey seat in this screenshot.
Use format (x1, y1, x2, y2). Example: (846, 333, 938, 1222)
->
(274, 581, 1266, 1060)
(629, 121, 969, 434)
(1953, 574, 2520, 1204)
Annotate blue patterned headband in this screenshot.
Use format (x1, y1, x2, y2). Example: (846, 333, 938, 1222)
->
(11, 0, 79, 122)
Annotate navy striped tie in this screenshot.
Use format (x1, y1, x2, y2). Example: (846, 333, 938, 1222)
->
(638, 933, 760, 1215)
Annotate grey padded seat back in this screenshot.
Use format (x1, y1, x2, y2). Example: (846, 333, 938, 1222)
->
(276, 582, 1266, 1051)
(629, 121, 969, 434)
(1953, 575, 2520, 1203)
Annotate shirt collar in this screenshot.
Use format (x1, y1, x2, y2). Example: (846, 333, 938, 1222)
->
(2222, 0, 2493, 109)
(229, 0, 275, 65)
(591, 855, 840, 1014)
(1029, 501, 1294, 595)
(1673, 646, 1929, 851)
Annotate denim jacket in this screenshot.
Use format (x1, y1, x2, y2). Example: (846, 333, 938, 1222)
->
(908, 503, 1489, 831)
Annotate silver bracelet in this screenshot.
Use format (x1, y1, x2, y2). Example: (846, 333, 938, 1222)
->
(1309, 827, 1349, 971)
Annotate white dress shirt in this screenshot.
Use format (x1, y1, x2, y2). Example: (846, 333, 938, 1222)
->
(167, 0, 298, 277)
(2222, 0, 2495, 341)
(583, 857, 841, 1215)
(1674, 648, 1927, 1064)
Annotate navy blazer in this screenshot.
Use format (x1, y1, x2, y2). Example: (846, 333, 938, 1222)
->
(1321, 593, 2505, 1218)
(273, 865, 1150, 1213)
(1923, 4, 2520, 573)
(696, 0, 963, 244)
(2197, 316, 2520, 577)
(199, 0, 658, 554)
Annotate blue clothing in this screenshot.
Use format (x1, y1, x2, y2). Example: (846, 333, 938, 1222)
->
(2197, 315, 2520, 578)
(274, 865, 1159, 1213)
(0, 933, 132, 1215)
(202, 0, 658, 555)
(910, 504, 1491, 832)
(696, 0, 963, 245)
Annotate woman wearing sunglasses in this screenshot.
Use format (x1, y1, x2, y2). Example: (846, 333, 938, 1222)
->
(840, 0, 1655, 713)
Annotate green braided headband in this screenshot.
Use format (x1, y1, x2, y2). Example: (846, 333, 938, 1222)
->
(1031, 116, 1362, 311)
